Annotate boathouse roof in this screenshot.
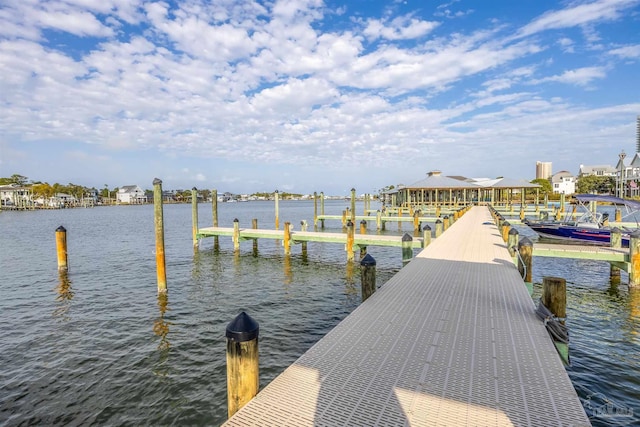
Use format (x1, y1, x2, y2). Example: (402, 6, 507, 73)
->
(473, 177, 541, 188)
(403, 171, 481, 189)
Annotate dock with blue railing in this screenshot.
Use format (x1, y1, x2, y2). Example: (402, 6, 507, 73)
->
(222, 206, 591, 426)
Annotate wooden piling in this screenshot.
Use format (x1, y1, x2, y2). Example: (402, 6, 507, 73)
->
(212, 189, 219, 251)
(351, 188, 356, 223)
(346, 220, 354, 262)
(402, 233, 413, 263)
(360, 220, 367, 234)
(518, 237, 533, 284)
(191, 187, 199, 250)
(376, 210, 382, 230)
(542, 277, 566, 319)
(435, 219, 443, 238)
(422, 225, 431, 248)
(284, 221, 291, 255)
(360, 253, 376, 302)
(413, 211, 420, 232)
(630, 230, 640, 287)
(443, 215, 450, 230)
(501, 221, 510, 243)
(233, 219, 240, 252)
(615, 208, 622, 223)
(274, 191, 279, 230)
(508, 228, 518, 258)
(252, 219, 259, 254)
(320, 192, 325, 229)
(153, 178, 167, 294)
(313, 192, 318, 228)
(610, 227, 621, 284)
(55, 226, 68, 273)
(300, 220, 308, 256)
(226, 312, 259, 419)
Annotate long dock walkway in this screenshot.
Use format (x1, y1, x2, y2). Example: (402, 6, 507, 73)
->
(223, 206, 590, 426)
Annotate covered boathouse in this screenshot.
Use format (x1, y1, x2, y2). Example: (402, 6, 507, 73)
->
(383, 171, 541, 208)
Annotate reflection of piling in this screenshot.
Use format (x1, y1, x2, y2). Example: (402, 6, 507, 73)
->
(226, 312, 259, 419)
(55, 226, 68, 272)
(153, 178, 167, 294)
(192, 187, 199, 250)
(630, 230, 640, 287)
(610, 228, 621, 285)
(542, 277, 566, 320)
(360, 254, 376, 302)
(300, 220, 308, 257)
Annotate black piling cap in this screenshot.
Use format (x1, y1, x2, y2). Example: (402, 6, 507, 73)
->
(435, 219, 442, 224)
(233, 218, 239, 222)
(360, 253, 376, 266)
(226, 312, 259, 342)
(509, 228, 519, 235)
(153, 178, 162, 185)
(56, 225, 66, 232)
(519, 237, 533, 247)
(422, 224, 431, 231)
(402, 233, 413, 241)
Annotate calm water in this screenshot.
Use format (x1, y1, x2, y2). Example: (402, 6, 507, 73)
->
(0, 201, 638, 426)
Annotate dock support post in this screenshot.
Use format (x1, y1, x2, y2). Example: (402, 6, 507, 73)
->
(443, 215, 450, 230)
(615, 208, 622, 223)
(360, 220, 367, 234)
(518, 237, 533, 284)
(402, 233, 413, 263)
(397, 208, 402, 231)
(212, 189, 219, 251)
(153, 178, 167, 294)
(508, 228, 518, 258)
(542, 277, 566, 320)
(629, 230, 640, 287)
(413, 211, 420, 232)
(610, 227, 621, 285)
(191, 187, 199, 250)
(346, 220, 354, 261)
(284, 222, 291, 255)
(376, 210, 382, 230)
(55, 226, 68, 273)
(252, 219, 259, 255)
(351, 188, 356, 223)
(342, 210, 347, 229)
(435, 219, 443, 237)
(501, 221, 510, 243)
(422, 225, 431, 248)
(360, 254, 376, 302)
(274, 190, 279, 230)
(320, 192, 325, 229)
(226, 312, 259, 419)
(300, 220, 308, 257)
(519, 206, 525, 221)
(313, 192, 318, 228)
(233, 219, 240, 252)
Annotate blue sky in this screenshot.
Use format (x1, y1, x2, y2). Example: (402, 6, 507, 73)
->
(0, 0, 639, 195)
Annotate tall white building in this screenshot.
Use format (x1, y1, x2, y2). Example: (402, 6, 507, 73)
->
(535, 161, 552, 180)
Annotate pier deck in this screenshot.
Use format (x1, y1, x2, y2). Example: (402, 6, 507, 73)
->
(223, 206, 589, 426)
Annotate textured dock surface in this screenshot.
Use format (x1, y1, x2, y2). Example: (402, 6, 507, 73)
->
(223, 206, 590, 426)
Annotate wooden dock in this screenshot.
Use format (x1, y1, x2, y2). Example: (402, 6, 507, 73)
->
(223, 206, 590, 426)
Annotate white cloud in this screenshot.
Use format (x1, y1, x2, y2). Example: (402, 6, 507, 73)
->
(533, 66, 607, 87)
(362, 15, 439, 41)
(609, 44, 640, 59)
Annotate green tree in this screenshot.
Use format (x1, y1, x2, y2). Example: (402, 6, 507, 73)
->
(576, 175, 615, 194)
(530, 178, 552, 194)
(0, 174, 28, 185)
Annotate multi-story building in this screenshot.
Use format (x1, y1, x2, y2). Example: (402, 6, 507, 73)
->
(535, 161, 552, 180)
(551, 171, 576, 195)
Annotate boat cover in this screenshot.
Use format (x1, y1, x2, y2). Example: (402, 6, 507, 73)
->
(574, 194, 640, 211)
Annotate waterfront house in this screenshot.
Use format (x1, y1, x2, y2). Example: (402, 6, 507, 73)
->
(0, 184, 31, 207)
(117, 185, 147, 204)
(551, 171, 576, 195)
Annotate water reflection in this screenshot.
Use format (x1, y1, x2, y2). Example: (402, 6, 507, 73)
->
(283, 255, 292, 286)
(628, 287, 640, 337)
(53, 272, 74, 319)
(154, 293, 170, 352)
